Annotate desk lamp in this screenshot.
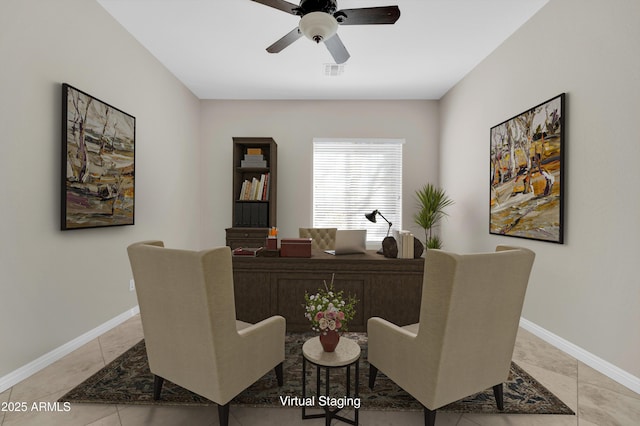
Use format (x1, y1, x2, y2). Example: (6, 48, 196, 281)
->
(365, 209, 392, 255)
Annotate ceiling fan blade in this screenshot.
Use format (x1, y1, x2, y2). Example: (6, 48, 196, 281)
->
(335, 6, 400, 25)
(266, 27, 303, 53)
(324, 34, 350, 64)
(250, 0, 300, 15)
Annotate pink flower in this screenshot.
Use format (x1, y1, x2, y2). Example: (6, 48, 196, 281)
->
(335, 319, 342, 329)
(337, 311, 345, 320)
(325, 311, 336, 320)
(315, 312, 324, 321)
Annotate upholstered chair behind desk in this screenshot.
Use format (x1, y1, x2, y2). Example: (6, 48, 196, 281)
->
(127, 241, 286, 426)
(299, 227, 337, 250)
(368, 245, 535, 426)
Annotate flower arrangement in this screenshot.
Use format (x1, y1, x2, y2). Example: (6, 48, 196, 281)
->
(304, 274, 357, 334)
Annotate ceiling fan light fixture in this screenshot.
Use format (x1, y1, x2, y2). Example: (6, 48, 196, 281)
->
(299, 11, 338, 44)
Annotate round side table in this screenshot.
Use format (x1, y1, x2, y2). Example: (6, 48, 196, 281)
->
(301, 336, 361, 425)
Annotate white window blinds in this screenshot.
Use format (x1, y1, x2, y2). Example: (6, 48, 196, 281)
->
(313, 138, 403, 243)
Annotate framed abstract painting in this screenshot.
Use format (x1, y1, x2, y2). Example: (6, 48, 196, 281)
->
(61, 83, 135, 230)
(490, 93, 565, 243)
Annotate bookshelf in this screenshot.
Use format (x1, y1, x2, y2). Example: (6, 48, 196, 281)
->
(226, 137, 277, 248)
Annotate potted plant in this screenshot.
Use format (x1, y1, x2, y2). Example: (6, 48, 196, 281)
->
(304, 274, 357, 352)
(414, 183, 453, 249)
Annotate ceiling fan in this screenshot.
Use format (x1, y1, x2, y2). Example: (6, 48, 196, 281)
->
(250, 0, 401, 64)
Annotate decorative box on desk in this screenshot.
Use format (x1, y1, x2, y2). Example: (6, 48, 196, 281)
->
(232, 247, 264, 257)
(266, 237, 278, 251)
(280, 238, 312, 258)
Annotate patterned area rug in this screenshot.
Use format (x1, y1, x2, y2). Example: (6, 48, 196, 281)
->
(60, 333, 574, 415)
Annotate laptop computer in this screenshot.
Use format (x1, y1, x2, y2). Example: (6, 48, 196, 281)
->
(325, 230, 367, 255)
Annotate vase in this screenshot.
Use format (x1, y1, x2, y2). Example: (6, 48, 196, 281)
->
(319, 330, 340, 352)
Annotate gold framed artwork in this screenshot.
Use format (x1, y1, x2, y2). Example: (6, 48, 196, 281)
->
(490, 93, 565, 243)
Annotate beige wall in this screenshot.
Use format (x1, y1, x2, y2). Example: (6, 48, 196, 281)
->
(439, 0, 640, 377)
(199, 100, 440, 246)
(0, 0, 201, 377)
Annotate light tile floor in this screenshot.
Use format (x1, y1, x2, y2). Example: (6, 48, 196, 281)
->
(2, 315, 639, 425)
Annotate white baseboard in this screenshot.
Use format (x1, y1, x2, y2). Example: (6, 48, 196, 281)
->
(519, 317, 640, 395)
(0, 306, 140, 394)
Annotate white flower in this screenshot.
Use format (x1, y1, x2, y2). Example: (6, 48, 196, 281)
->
(318, 318, 328, 330)
(317, 304, 323, 311)
(327, 319, 336, 330)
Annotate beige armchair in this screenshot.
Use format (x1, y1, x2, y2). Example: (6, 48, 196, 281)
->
(368, 245, 535, 426)
(299, 227, 337, 250)
(127, 241, 286, 426)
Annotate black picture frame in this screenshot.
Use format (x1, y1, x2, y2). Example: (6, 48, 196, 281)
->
(61, 83, 135, 230)
(490, 93, 565, 243)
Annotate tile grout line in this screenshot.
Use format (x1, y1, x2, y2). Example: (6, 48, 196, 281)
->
(459, 413, 482, 426)
(115, 405, 123, 426)
(2, 386, 15, 426)
(575, 359, 580, 424)
(99, 334, 122, 425)
(0, 387, 6, 425)
(97, 335, 107, 367)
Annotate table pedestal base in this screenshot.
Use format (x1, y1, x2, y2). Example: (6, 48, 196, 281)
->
(302, 357, 359, 425)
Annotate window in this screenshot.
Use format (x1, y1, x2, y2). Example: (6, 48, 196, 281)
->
(313, 138, 403, 243)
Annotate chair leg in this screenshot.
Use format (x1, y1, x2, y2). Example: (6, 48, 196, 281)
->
(153, 375, 164, 400)
(493, 383, 504, 411)
(424, 407, 437, 426)
(275, 362, 284, 386)
(218, 403, 230, 426)
(368, 364, 378, 389)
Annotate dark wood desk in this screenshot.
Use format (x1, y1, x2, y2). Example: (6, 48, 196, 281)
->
(232, 250, 424, 332)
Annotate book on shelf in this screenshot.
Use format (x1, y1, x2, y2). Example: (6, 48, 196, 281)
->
(262, 173, 270, 201)
(246, 148, 262, 155)
(238, 173, 270, 201)
(249, 177, 257, 200)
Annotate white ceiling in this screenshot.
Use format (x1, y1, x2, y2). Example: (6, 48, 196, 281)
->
(97, 0, 549, 100)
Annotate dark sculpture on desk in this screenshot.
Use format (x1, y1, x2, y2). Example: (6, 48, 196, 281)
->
(382, 236, 424, 259)
(382, 236, 398, 258)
